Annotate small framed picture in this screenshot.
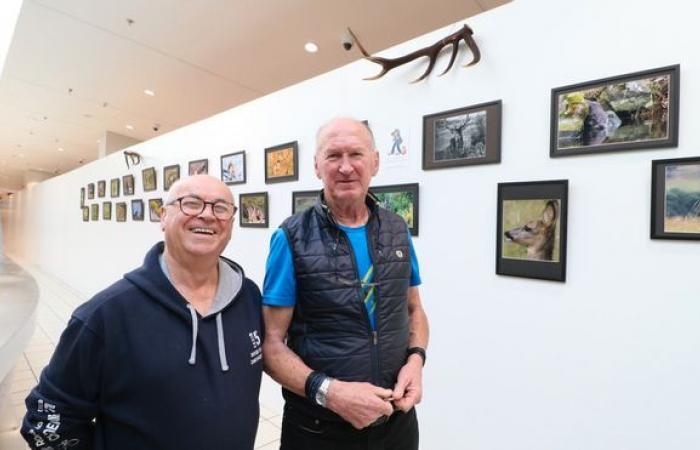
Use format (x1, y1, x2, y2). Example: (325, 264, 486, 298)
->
(265, 141, 299, 183)
(123, 175, 135, 196)
(221, 151, 246, 185)
(110, 178, 120, 198)
(115, 202, 127, 222)
(240, 192, 269, 228)
(91, 204, 99, 221)
(551, 65, 680, 157)
(423, 100, 502, 170)
(82, 206, 89, 222)
(497, 180, 569, 282)
(292, 190, 319, 215)
(148, 198, 163, 222)
(87, 183, 95, 199)
(651, 156, 700, 240)
(97, 180, 106, 198)
(142, 167, 157, 192)
(102, 202, 112, 220)
(80, 187, 85, 207)
(189, 159, 209, 175)
(131, 199, 144, 221)
(370, 183, 419, 236)
(163, 164, 181, 191)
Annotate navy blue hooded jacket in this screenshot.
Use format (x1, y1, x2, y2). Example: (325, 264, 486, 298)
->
(21, 242, 264, 450)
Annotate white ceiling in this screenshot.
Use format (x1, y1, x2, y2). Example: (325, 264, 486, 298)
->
(0, 0, 509, 194)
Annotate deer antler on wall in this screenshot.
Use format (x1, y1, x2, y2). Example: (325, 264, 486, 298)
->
(348, 24, 481, 83)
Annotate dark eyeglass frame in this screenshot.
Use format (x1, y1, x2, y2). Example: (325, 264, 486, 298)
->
(167, 195, 238, 220)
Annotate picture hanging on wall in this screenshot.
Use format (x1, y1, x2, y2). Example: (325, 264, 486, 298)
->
(116, 202, 127, 222)
(265, 141, 298, 183)
(497, 180, 569, 282)
(131, 199, 144, 221)
(97, 180, 106, 198)
(103, 202, 112, 220)
(189, 159, 209, 175)
(370, 183, 419, 236)
(142, 167, 157, 192)
(422, 100, 502, 170)
(651, 156, 700, 240)
(110, 178, 120, 198)
(87, 183, 95, 199)
(148, 198, 163, 222)
(550, 65, 680, 157)
(123, 175, 135, 196)
(221, 151, 246, 185)
(164, 164, 180, 191)
(82, 206, 89, 222)
(91, 204, 99, 221)
(239, 192, 269, 228)
(292, 190, 318, 215)
(80, 187, 85, 207)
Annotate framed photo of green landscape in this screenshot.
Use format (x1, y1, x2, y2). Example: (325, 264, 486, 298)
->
(651, 156, 700, 240)
(551, 65, 679, 157)
(370, 183, 419, 236)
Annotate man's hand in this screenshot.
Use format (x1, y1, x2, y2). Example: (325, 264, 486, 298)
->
(326, 380, 394, 429)
(391, 355, 423, 412)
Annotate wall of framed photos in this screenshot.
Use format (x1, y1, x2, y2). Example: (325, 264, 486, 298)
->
(2, 0, 699, 448)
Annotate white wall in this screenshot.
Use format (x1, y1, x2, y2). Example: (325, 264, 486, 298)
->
(4, 0, 700, 448)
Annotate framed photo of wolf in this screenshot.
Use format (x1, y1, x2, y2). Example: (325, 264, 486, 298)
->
(239, 192, 269, 228)
(651, 156, 700, 240)
(550, 65, 679, 157)
(422, 100, 502, 170)
(370, 183, 419, 236)
(496, 180, 569, 282)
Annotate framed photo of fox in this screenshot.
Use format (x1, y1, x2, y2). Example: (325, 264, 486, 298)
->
(496, 180, 569, 282)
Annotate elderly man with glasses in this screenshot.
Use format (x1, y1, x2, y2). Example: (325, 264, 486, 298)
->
(22, 175, 264, 450)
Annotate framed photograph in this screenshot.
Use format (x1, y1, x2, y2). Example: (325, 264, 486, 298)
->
(163, 164, 180, 191)
(102, 202, 112, 220)
(123, 174, 135, 196)
(651, 156, 700, 240)
(265, 141, 298, 183)
(87, 183, 95, 199)
(189, 159, 209, 175)
(221, 151, 246, 185)
(110, 178, 120, 198)
(142, 167, 157, 192)
(370, 183, 419, 236)
(148, 198, 163, 222)
(497, 180, 569, 282)
(423, 100, 502, 170)
(91, 204, 99, 221)
(80, 187, 85, 207)
(240, 192, 269, 228)
(292, 190, 319, 215)
(116, 202, 127, 222)
(551, 65, 680, 157)
(97, 180, 106, 198)
(82, 206, 89, 222)
(131, 199, 144, 221)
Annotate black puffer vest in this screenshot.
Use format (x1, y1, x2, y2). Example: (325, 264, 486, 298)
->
(280, 194, 412, 421)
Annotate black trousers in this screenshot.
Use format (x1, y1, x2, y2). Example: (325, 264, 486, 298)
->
(280, 403, 419, 450)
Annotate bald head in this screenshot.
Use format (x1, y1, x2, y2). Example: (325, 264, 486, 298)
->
(165, 175, 234, 206)
(315, 117, 376, 155)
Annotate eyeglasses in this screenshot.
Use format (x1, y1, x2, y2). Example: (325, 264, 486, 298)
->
(168, 195, 237, 220)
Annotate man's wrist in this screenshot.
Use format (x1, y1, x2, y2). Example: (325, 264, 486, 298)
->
(305, 371, 333, 408)
(406, 347, 426, 366)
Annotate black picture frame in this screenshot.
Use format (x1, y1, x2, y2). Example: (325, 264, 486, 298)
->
(221, 151, 246, 185)
(496, 180, 569, 282)
(292, 190, 319, 215)
(239, 192, 269, 228)
(87, 183, 95, 199)
(148, 198, 163, 222)
(188, 159, 209, 175)
(131, 199, 144, 221)
(550, 65, 680, 157)
(91, 204, 99, 221)
(102, 201, 112, 220)
(370, 183, 419, 236)
(142, 167, 157, 192)
(115, 202, 127, 222)
(97, 180, 106, 198)
(265, 141, 299, 184)
(82, 206, 89, 222)
(651, 156, 700, 240)
(80, 187, 85, 208)
(423, 100, 502, 170)
(163, 164, 180, 191)
(123, 175, 135, 196)
(110, 178, 120, 198)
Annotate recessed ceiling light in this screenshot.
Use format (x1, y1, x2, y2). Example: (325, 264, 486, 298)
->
(58, 147, 64, 152)
(144, 89, 155, 96)
(126, 124, 134, 130)
(304, 42, 319, 53)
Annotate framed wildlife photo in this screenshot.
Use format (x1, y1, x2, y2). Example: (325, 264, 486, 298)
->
(103, 202, 112, 220)
(163, 164, 180, 191)
(292, 190, 318, 215)
(110, 178, 120, 198)
(91, 204, 99, 221)
(80, 187, 85, 207)
(82, 206, 89, 222)
(116, 202, 127, 222)
(148, 198, 163, 222)
(497, 180, 569, 282)
(265, 141, 298, 183)
(221, 151, 246, 185)
(123, 174, 135, 196)
(370, 183, 419, 236)
(188, 159, 208, 175)
(423, 100, 502, 170)
(97, 180, 106, 198)
(239, 192, 269, 228)
(87, 183, 95, 199)
(131, 199, 144, 221)
(142, 167, 157, 192)
(551, 65, 679, 157)
(651, 156, 700, 240)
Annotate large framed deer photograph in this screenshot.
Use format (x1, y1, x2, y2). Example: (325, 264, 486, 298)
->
(651, 156, 700, 240)
(496, 180, 569, 282)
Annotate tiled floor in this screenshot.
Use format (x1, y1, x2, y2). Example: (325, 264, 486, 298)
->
(1, 263, 282, 449)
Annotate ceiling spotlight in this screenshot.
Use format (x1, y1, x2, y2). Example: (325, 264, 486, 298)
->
(58, 147, 64, 152)
(126, 124, 134, 130)
(304, 42, 319, 53)
(144, 89, 155, 96)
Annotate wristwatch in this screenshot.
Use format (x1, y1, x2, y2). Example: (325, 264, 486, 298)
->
(406, 347, 426, 366)
(315, 376, 333, 407)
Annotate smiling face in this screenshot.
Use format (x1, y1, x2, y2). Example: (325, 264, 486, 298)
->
(160, 175, 234, 264)
(314, 118, 379, 208)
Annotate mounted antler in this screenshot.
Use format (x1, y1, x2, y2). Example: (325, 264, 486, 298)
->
(348, 24, 480, 83)
(123, 151, 141, 169)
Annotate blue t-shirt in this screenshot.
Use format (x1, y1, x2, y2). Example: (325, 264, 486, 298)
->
(263, 224, 421, 329)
